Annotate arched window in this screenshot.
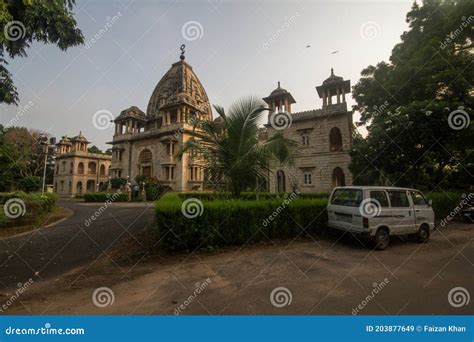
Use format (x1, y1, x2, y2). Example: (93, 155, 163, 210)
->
(108, 165, 111, 176)
(276, 170, 286, 193)
(78, 162, 84, 174)
(139, 149, 153, 177)
(100, 164, 106, 175)
(329, 127, 343, 151)
(88, 162, 97, 175)
(70, 162, 74, 174)
(138, 149, 152, 163)
(332, 167, 345, 187)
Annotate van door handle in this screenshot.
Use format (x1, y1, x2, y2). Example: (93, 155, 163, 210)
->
(408, 211, 411, 216)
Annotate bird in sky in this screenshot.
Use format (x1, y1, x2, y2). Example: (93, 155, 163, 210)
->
(306, 45, 311, 48)
(331, 50, 340, 54)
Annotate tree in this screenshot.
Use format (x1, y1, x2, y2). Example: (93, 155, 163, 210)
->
(18, 175, 41, 192)
(178, 96, 296, 197)
(88, 145, 102, 154)
(350, 0, 473, 190)
(0, 126, 52, 191)
(0, 0, 84, 105)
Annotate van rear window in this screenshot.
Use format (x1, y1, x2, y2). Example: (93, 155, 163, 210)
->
(330, 189, 363, 207)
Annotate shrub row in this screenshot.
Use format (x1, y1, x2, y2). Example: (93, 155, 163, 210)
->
(426, 191, 467, 219)
(154, 192, 328, 251)
(177, 191, 329, 201)
(83, 192, 129, 202)
(0, 192, 57, 228)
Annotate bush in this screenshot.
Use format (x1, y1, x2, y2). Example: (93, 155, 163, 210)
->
(177, 192, 329, 201)
(426, 192, 465, 219)
(0, 192, 57, 228)
(83, 192, 129, 202)
(154, 192, 328, 251)
(18, 176, 42, 193)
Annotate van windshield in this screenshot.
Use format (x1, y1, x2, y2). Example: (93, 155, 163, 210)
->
(330, 189, 363, 207)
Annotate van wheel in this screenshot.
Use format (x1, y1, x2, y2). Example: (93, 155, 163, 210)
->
(374, 229, 390, 250)
(416, 225, 430, 243)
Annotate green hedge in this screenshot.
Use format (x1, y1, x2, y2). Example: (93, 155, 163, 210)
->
(426, 192, 466, 219)
(83, 192, 129, 202)
(0, 192, 57, 228)
(177, 192, 329, 201)
(154, 192, 328, 251)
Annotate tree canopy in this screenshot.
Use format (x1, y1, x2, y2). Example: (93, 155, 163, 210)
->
(350, 0, 473, 190)
(0, 0, 84, 105)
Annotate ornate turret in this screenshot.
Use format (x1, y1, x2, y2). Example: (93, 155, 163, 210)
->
(263, 81, 296, 114)
(316, 68, 350, 108)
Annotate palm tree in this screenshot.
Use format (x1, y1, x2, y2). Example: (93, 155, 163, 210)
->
(177, 96, 296, 197)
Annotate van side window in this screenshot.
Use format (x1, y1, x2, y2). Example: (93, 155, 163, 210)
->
(387, 191, 410, 207)
(411, 191, 428, 205)
(370, 191, 389, 207)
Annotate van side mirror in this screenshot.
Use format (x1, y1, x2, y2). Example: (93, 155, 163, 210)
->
(428, 199, 433, 207)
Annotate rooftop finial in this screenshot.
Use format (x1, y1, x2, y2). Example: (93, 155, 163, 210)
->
(180, 44, 185, 60)
(278, 81, 280, 88)
(331, 68, 334, 76)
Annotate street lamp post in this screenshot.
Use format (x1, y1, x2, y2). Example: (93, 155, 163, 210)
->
(40, 136, 56, 193)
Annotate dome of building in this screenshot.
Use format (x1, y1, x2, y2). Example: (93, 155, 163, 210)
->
(146, 57, 212, 118)
(269, 81, 290, 97)
(323, 68, 343, 84)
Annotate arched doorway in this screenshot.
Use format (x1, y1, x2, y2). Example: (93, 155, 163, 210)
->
(139, 149, 153, 177)
(76, 181, 83, 194)
(332, 167, 345, 187)
(87, 180, 95, 192)
(277, 170, 286, 193)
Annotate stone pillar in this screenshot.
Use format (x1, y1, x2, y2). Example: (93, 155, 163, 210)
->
(328, 90, 332, 105)
(162, 114, 166, 126)
(342, 89, 346, 103)
(336, 87, 340, 104)
(167, 112, 171, 125)
(177, 108, 181, 123)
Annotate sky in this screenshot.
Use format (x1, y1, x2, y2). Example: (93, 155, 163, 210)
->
(1, 0, 414, 150)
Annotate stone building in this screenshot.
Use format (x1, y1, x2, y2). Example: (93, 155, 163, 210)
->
(108, 46, 352, 193)
(261, 69, 353, 193)
(108, 49, 211, 191)
(53, 132, 112, 196)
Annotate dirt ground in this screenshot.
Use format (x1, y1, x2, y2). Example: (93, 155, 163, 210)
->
(1, 222, 472, 315)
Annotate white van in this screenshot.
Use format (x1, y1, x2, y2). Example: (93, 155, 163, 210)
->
(327, 186, 435, 250)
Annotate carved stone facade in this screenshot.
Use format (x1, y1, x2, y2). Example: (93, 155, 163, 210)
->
(262, 69, 353, 193)
(53, 132, 112, 196)
(108, 50, 211, 191)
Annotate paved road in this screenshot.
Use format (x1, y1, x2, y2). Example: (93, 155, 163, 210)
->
(0, 200, 155, 289)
